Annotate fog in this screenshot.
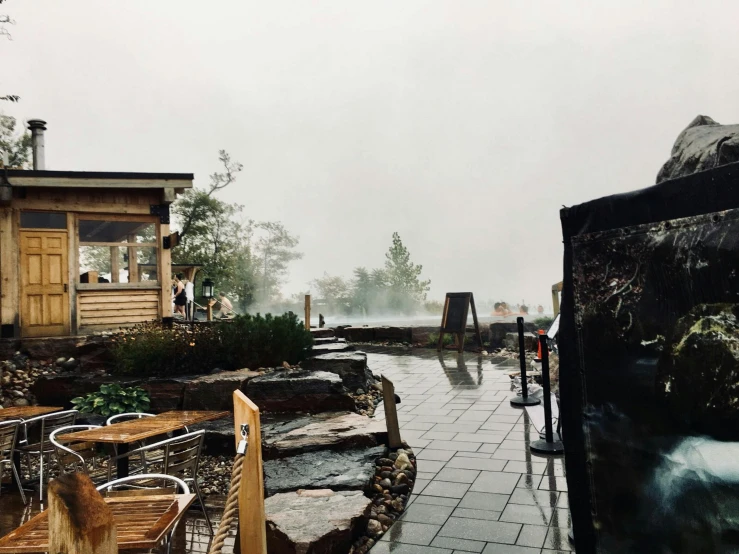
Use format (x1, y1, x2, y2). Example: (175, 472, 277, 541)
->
(3, 1, 739, 307)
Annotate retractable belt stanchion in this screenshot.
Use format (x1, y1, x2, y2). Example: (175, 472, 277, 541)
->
(530, 334, 564, 455)
(510, 317, 541, 407)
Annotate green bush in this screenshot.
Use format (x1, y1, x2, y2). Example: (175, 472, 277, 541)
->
(427, 333, 455, 347)
(533, 316, 555, 331)
(71, 384, 150, 417)
(109, 312, 313, 376)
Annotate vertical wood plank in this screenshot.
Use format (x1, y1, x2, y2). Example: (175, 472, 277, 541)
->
(110, 246, 120, 283)
(0, 208, 18, 331)
(48, 473, 117, 554)
(381, 375, 402, 449)
(233, 390, 267, 554)
(304, 294, 311, 330)
(159, 223, 172, 319)
(69, 214, 79, 334)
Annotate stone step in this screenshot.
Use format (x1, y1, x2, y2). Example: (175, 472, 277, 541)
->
(310, 328, 336, 338)
(312, 337, 346, 345)
(301, 352, 374, 391)
(310, 342, 355, 355)
(245, 370, 354, 413)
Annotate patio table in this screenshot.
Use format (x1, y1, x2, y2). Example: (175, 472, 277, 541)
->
(0, 493, 195, 552)
(62, 410, 229, 478)
(0, 406, 63, 421)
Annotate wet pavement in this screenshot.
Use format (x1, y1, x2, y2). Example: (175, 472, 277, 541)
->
(367, 346, 571, 554)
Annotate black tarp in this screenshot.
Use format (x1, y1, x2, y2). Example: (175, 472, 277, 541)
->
(560, 161, 739, 553)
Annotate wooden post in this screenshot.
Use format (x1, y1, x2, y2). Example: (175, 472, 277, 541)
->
(48, 473, 117, 554)
(159, 222, 172, 319)
(304, 294, 311, 330)
(110, 246, 119, 283)
(381, 375, 402, 449)
(233, 390, 267, 554)
(206, 301, 213, 322)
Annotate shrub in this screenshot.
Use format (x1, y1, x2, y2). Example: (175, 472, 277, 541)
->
(533, 316, 555, 331)
(108, 312, 313, 376)
(71, 384, 150, 417)
(427, 333, 455, 348)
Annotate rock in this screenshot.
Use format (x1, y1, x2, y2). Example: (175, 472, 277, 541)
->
(263, 446, 385, 495)
(12, 398, 29, 406)
(342, 327, 376, 342)
(394, 453, 411, 470)
(183, 369, 262, 411)
(310, 342, 355, 355)
(657, 115, 739, 184)
(657, 303, 739, 432)
(366, 519, 382, 537)
(246, 370, 354, 413)
(265, 489, 371, 554)
(55, 357, 67, 365)
(301, 352, 373, 390)
(503, 332, 538, 351)
(379, 478, 392, 489)
(141, 378, 187, 411)
(31, 375, 141, 408)
(411, 326, 438, 345)
(310, 328, 336, 339)
(262, 412, 387, 459)
(374, 327, 412, 343)
(313, 337, 340, 345)
(60, 358, 79, 370)
(489, 322, 536, 349)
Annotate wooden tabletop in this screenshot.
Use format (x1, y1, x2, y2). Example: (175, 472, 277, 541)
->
(0, 406, 63, 421)
(0, 493, 196, 552)
(62, 410, 229, 444)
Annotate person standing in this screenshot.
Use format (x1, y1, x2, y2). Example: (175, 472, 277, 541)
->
(184, 278, 195, 320)
(172, 274, 187, 318)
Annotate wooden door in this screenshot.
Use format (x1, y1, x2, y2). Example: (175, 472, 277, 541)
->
(20, 231, 70, 337)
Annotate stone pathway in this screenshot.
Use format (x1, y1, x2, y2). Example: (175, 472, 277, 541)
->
(367, 346, 571, 554)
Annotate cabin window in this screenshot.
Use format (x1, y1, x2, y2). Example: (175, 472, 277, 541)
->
(78, 220, 158, 284)
(20, 211, 67, 229)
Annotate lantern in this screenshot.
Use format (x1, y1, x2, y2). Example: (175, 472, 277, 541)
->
(202, 278, 214, 299)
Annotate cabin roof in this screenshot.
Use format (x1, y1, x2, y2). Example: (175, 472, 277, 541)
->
(4, 169, 193, 189)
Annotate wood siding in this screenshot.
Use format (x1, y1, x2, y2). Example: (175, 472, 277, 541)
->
(78, 289, 160, 332)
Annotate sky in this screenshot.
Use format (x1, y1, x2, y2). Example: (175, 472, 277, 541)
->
(2, 1, 739, 310)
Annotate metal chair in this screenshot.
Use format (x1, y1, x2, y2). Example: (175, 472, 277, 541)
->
(49, 425, 112, 485)
(17, 409, 78, 499)
(96, 474, 190, 554)
(0, 419, 27, 504)
(112, 430, 212, 534)
(105, 412, 155, 425)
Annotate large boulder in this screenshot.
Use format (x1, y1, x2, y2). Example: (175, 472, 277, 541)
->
(263, 446, 385, 495)
(489, 321, 536, 349)
(182, 369, 262, 411)
(265, 489, 371, 554)
(657, 115, 739, 183)
(411, 326, 438, 345)
(301, 352, 373, 390)
(31, 375, 143, 408)
(245, 370, 354, 413)
(503, 332, 538, 352)
(310, 328, 335, 339)
(657, 303, 739, 433)
(141, 378, 187, 411)
(374, 327, 411, 342)
(262, 411, 387, 459)
(342, 327, 375, 342)
(310, 342, 355, 356)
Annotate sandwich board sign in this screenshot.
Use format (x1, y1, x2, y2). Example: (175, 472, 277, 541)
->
(437, 292, 482, 353)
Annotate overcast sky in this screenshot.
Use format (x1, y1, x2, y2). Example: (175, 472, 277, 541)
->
(3, 1, 738, 309)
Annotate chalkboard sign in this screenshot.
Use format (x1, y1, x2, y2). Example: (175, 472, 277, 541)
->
(438, 292, 482, 353)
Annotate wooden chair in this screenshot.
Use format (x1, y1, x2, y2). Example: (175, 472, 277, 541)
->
(0, 419, 27, 504)
(112, 430, 212, 533)
(17, 409, 78, 499)
(49, 425, 112, 485)
(96, 473, 190, 554)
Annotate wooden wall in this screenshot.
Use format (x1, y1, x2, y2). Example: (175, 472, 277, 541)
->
(78, 289, 160, 332)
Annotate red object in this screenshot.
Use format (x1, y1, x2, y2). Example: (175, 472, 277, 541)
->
(536, 329, 545, 360)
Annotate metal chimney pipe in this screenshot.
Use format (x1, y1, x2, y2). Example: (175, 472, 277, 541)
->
(27, 119, 47, 170)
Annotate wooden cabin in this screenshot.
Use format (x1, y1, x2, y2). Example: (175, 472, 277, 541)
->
(0, 169, 193, 338)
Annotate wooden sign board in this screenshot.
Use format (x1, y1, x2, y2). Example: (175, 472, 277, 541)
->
(438, 292, 482, 353)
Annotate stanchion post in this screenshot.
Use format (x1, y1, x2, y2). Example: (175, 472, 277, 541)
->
(381, 375, 402, 449)
(305, 294, 311, 331)
(233, 390, 268, 554)
(530, 334, 564, 455)
(511, 317, 541, 407)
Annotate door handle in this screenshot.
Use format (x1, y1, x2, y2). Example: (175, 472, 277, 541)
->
(64, 284, 68, 293)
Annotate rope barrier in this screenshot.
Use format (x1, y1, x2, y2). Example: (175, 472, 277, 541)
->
(208, 452, 245, 554)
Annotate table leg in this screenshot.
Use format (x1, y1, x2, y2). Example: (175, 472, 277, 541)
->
(117, 443, 129, 479)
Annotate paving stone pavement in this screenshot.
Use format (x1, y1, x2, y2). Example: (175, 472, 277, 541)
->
(367, 346, 572, 554)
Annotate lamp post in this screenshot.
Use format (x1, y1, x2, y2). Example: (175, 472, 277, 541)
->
(202, 278, 214, 322)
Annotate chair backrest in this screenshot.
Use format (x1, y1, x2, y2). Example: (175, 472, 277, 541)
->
(106, 412, 154, 426)
(163, 431, 204, 478)
(50, 425, 102, 472)
(0, 419, 22, 463)
(96, 473, 190, 496)
(23, 410, 78, 447)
